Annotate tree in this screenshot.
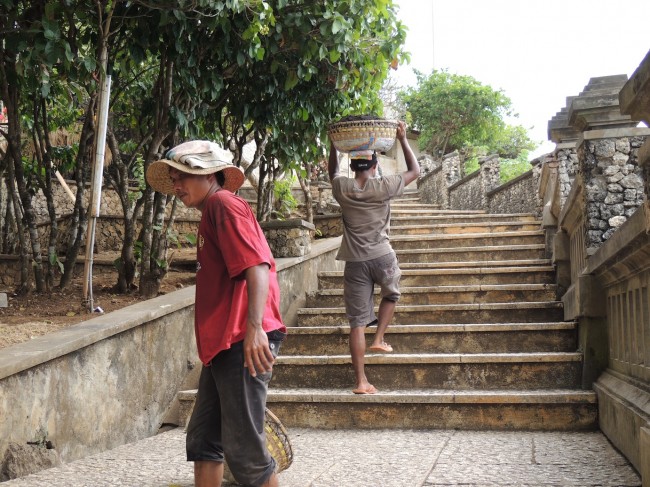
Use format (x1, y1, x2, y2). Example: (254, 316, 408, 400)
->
(1, 0, 407, 299)
(400, 70, 536, 170)
(0, 0, 99, 294)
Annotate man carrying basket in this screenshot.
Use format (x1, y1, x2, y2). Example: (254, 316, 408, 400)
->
(147, 140, 287, 487)
(328, 119, 420, 395)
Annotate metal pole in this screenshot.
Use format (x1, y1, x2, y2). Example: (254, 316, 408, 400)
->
(82, 74, 111, 312)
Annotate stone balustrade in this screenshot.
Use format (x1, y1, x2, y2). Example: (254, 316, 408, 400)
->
(418, 152, 542, 215)
(544, 62, 650, 482)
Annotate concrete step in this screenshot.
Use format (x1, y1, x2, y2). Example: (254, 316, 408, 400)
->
(391, 208, 488, 217)
(398, 258, 551, 269)
(296, 301, 564, 326)
(390, 202, 442, 210)
(391, 231, 545, 250)
(391, 213, 538, 225)
(265, 388, 598, 430)
(395, 244, 547, 263)
(306, 284, 558, 307)
(271, 352, 583, 390)
(392, 197, 426, 204)
(317, 263, 555, 288)
(176, 387, 597, 431)
(281, 322, 578, 355)
(391, 221, 542, 236)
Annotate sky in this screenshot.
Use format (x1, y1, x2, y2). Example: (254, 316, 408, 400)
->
(392, 0, 650, 159)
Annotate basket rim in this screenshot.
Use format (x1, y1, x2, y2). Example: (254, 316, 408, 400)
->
(328, 118, 398, 130)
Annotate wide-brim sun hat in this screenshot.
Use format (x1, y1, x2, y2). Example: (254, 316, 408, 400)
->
(146, 140, 245, 194)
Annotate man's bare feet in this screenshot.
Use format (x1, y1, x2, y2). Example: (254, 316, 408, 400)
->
(369, 341, 393, 353)
(352, 384, 378, 394)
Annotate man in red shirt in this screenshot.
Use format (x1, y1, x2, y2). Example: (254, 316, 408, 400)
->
(147, 140, 286, 487)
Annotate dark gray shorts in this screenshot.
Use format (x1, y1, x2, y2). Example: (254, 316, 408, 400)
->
(343, 251, 401, 328)
(186, 330, 285, 486)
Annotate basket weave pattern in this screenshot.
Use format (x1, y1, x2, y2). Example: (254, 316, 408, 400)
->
(328, 119, 398, 153)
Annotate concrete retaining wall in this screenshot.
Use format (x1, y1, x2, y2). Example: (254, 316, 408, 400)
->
(0, 237, 343, 468)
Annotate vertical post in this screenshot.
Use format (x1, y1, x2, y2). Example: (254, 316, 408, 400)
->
(82, 73, 111, 311)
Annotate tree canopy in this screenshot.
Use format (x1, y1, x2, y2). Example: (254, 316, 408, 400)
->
(400, 70, 537, 172)
(0, 0, 407, 296)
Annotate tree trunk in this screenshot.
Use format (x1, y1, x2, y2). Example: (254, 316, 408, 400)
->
(32, 97, 58, 290)
(106, 128, 139, 293)
(298, 161, 313, 224)
(59, 99, 95, 289)
(2, 73, 44, 293)
(139, 57, 173, 298)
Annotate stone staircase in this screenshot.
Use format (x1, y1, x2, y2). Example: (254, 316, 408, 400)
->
(265, 191, 598, 431)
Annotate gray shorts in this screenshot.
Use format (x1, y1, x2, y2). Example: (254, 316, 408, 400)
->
(343, 251, 401, 328)
(186, 330, 285, 486)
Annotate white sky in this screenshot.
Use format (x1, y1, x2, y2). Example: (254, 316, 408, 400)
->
(393, 0, 650, 159)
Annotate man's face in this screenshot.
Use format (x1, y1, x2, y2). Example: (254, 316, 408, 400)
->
(168, 168, 215, 210)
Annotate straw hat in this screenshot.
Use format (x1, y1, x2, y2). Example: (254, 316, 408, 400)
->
(146, 140, 245, 194)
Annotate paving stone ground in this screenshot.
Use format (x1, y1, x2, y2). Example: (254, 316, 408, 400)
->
(2, 428, 641, 486)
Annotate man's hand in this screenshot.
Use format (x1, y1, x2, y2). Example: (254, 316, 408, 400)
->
(396, 120, 407, 142)
(243, 264, 273, 377)
(244, 325, 275, 377)
(397, 120, 420, 186)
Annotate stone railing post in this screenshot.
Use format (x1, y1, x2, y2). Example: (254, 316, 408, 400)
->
(620, 49, 650, 202)
(478, 155, 500, 210)
(260, 218, 315, 258)
(567, 75, 650, 254)
(440, 151, 462, 209)
(538, 159, 559, 259)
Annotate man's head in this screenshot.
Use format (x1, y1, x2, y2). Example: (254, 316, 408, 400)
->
(146, 140, 244, 196)
(350, 151, 378, 173)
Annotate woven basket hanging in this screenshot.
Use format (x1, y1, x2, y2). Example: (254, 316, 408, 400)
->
(223, 408, 294, 483)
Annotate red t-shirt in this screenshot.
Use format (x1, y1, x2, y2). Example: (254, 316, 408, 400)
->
(194, 190, 286, 365)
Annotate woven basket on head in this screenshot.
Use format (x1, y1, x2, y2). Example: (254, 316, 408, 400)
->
(327, 118, 398, 153)
(223, 408, 293, 484)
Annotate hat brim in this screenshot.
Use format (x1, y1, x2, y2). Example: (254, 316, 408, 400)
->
(146, 159, 245, 195)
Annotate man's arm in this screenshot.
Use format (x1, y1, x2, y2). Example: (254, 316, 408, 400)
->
(396, 121, 420, 186)
(242, 263, 275, 377)
(327, 141, 340, 181)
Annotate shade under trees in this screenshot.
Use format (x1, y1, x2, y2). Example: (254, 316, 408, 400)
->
(0, 0, 407, 298)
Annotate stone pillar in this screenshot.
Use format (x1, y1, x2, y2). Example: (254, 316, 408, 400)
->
(442, 151, 462, 185)
(439, 151, 462, 209)
(619, 49, 650, 200)
(538, 159, 559, 259)
(478, 155, 500, 209)
(260, 218, 315, 258)
(568, 75, 650, 254)
(548, 96, 580, 205)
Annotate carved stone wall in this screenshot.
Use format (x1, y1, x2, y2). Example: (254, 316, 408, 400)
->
(578, 130, 648, 252)
(487, 167, 540, 216)
(449, 171, 481, 210)
(259, 219, 315, 258)
(556, 145, 579, 206)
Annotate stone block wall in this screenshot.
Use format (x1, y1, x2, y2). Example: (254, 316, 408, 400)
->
(487, 168, 540, 216)
(417, 166, 445, 208)
(578, 130, 648, 252)
(556, 145, 579, 206)
(449, 171, 481, 210)
(259, 219, 315, 258)
(313, 214, 343, 239)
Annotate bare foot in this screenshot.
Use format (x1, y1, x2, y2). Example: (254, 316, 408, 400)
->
(352, 384, 378, 394)
(369, 342, 393, 353)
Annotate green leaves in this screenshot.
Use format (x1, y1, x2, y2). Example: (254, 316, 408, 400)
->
(401, 69, 536, 162)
